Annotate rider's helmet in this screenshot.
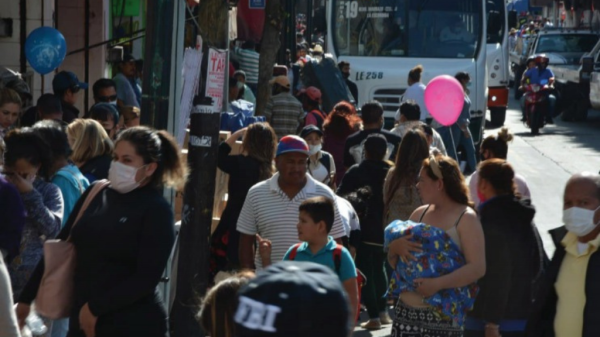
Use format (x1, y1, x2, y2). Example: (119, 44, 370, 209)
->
(534, 54, 550, 66)
(526, 55, 537, 66)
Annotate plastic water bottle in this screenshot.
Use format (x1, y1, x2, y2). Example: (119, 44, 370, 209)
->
(25, 312, 48, 336)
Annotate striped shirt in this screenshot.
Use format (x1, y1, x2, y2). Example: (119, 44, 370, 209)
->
(232, 47, 259, 84)
(263, 92, 305, 139)
(237, 172, 346, 269)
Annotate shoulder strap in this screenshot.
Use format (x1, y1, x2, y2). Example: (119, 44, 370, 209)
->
(56, 167, 84, 194)
(419, 205, 432, 222)
(454, 209, 468, 228)
(319, 152, 331, 174)
(68, 179, 110, 240)
(288, 243, 302, 261)
(333, 244, 343, 274)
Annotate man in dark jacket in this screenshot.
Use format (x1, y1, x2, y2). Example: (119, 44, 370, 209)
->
(343, 101, 401, 169)
(337, 133, 392, 330)
(526, 172, 600, 337)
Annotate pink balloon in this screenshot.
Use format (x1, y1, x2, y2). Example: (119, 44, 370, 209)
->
(424, 75, 465, 126)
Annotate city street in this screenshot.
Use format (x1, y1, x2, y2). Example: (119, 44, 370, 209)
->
(353, 96, 600, 336)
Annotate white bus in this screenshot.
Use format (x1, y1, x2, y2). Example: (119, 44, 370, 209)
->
(486, 0, 510, 126)
(327, 0, 488, 144)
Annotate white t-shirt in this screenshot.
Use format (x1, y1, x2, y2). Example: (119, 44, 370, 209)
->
(399, 82, 429, 120)
(335, 196, 361, 237)
(237, 173, 346, 269)
(469, 170, 532, 207)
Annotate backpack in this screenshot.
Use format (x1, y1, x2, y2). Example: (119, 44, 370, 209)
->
(289, 242, 366, 323)
(319, 152, 331, 174)
(288, 242, 343, 274)
(306, 109, 327, 130)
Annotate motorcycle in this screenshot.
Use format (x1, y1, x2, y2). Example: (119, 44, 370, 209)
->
(523, 80, 551, 135)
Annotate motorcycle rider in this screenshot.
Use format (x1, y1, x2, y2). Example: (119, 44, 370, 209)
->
(520, 54, 556, 124)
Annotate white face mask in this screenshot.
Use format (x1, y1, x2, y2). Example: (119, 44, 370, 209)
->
(308, 144, 322, 155)
(109, 100, 118, 106)
(108, 161, 147, 194)
(563, 206, 600, 237)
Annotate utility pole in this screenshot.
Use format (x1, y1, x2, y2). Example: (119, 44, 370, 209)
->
(255, 0, 285, 115)
(170, 0, 229, 336)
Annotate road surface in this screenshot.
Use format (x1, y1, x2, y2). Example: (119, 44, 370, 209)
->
(353, 96, 600, 336)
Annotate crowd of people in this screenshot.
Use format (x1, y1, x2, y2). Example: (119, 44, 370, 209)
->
(1, 50, 600, 337)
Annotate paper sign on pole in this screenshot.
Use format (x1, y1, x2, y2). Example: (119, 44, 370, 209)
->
(205, 48, 227, 112)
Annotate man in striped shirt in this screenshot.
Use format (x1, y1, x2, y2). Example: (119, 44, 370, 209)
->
(231, 41, 259, 94)
(264, 76, 305, 140)
(237, 135, 346, 270)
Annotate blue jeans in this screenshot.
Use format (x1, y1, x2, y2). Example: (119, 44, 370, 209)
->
(437, 125, 478, 174)
(51, 318, 69, 337)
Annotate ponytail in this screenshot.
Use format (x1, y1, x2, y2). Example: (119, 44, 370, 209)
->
(156, 131, 188, 190)
(116, 126, 188, 190)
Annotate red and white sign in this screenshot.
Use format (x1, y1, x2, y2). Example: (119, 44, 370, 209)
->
(205, 48, 227, 112)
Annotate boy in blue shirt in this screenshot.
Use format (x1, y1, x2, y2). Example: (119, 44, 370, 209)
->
(258, 196, 359, 327)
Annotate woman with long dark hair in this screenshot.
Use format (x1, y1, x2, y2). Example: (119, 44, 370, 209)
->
(383, 129, 429, 225)
(465, 159, 544, 337)
(17, 126, 188, 337)
(387, 154, 485, 336)
(210, 123, 277, 276)
(322, 101, 361, 185)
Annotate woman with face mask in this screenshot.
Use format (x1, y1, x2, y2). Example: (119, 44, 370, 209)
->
(300, 125, 336, 188)
(465, 159, 545, 337)
(3, 129, 63, 300)
(16, 126, 187, 337)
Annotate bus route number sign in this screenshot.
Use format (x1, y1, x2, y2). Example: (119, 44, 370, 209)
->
(356, 72, 384, 81)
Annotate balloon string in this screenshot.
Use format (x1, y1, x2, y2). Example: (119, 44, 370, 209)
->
(448, 125, 459, 163)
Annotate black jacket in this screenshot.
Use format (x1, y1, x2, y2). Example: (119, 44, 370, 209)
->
(469, 196, 543, 324)
(526, 227, 600, 337)
(337, 159, 391, 245)
(79, 154, 112, 183)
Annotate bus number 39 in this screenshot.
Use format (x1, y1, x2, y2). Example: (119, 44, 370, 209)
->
(356, 72, 384, 81)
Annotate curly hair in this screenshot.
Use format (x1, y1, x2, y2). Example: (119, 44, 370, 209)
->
(422, 154, 474, 209)
(322, 101, 361, 139)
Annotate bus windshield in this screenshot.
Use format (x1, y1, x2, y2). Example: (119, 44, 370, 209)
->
(332, 0, 483, 59)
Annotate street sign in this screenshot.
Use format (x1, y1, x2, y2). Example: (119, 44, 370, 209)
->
(249, 0, 266, 9)
(205, 48, 227, 112)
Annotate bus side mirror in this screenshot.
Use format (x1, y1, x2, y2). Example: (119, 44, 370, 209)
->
(508, 10, 518, 29)
(582, 56, 594, 73)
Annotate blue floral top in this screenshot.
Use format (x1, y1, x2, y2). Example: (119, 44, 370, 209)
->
(384, 220, 478, 324)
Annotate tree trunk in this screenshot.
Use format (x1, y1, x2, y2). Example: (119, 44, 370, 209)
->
(255, 0, 285, 116)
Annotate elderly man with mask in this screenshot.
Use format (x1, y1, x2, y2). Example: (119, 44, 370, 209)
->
(527, 172, 600, 337)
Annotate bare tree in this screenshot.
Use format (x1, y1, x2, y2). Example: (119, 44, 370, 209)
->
(255, 0, 284, 116)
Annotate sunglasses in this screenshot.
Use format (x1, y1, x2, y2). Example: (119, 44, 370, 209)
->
(97, 95, 118, 102)
(71, 85, 81, 94)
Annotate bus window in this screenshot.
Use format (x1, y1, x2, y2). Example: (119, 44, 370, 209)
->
(332, 0, 482, 59)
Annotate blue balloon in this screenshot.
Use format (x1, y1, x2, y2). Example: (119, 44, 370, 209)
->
(25, 27, 67, 75)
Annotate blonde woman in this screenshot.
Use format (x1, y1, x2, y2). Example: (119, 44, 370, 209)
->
(66, 119, 113, 183)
